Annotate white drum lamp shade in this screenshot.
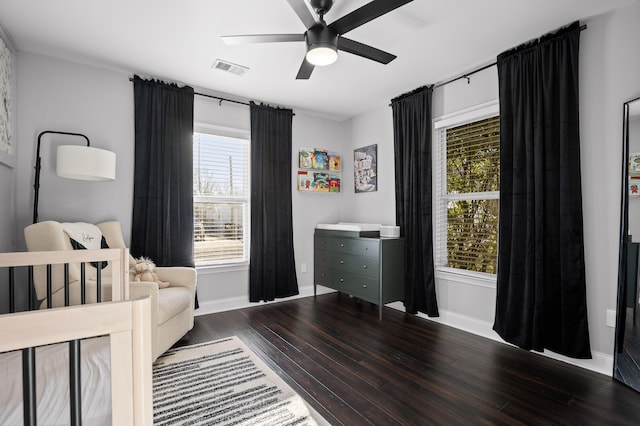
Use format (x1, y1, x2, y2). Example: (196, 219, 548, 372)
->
(56, 145, 116, 181)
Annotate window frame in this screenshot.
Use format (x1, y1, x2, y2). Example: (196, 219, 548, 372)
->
(433, 100, 500, 283)
(193, 123, 251, 270)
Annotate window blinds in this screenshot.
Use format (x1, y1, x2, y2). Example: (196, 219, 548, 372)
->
(435, 115, 500, 274)
(193, 132, 250, 265)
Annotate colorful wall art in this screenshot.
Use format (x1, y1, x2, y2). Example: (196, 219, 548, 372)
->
(298, 148, 341, 192)
(630, 152, 640, 196)
(297, 171, 341, 192)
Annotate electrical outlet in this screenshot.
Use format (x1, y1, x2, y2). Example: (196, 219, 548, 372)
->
(606, 309, 617, 328)
(300, 263, 307, 273)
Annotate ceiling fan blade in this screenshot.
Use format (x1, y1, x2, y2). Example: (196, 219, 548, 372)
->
(337, 37, 396, 64)
(329, 0, 413, 35)
(221, 34, 305, 45)
(286, 0, 317, 29)
(296, 58, 315, 80)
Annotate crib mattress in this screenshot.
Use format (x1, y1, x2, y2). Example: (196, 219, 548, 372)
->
(0, 336, 111, 425)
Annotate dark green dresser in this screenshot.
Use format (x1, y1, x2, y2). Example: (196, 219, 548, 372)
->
(314, 229, 404, 320)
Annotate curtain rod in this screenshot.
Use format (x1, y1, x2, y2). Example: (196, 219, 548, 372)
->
(196, 91, 250, 107)
(433, 62, 497, 90)
(128, 77, 249, 106)
(434, 24, 587, 89)
(391, 23, 587, 102)
(196, 92, 295, 115)
(127, 77, 295, 114)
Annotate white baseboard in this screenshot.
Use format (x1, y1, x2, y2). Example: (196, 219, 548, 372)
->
(195, 286, 335, 317)
(539, 348, 612, 376)
(386, 302, 613, 376)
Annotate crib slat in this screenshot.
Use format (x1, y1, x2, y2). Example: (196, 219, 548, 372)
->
(22, 347, 37, 426)
(64, 263, 70, 307)
(96, 267, 101, 303)
(28, 266, 34, 311)
(46, 264, 52, 309)
(69, 339, 82, 426)
(9, 267, 14, 313)
(80, 263, 86, 305)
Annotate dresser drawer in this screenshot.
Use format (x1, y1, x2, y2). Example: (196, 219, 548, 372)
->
(331, 253, 379, 278)
(332, 271, 379, 302)
(314, 265, 332, 286)
(315, 236, 379, 257)
(315, 249, 333, 267)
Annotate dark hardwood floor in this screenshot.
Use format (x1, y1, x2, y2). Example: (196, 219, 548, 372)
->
(176, 293, 640, 425)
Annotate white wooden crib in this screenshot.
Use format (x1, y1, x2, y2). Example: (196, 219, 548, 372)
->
(0, 248, 153, 425)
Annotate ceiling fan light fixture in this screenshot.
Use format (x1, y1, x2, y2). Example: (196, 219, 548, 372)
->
(221, 0, 413, 79)
(305, 25, 338, 66)
(306, 45, 337, 66)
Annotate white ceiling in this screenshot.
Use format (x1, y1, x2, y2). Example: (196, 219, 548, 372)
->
(0, 0, 635, 120)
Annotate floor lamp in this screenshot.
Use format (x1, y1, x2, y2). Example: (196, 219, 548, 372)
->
(32, 130, 116, 224)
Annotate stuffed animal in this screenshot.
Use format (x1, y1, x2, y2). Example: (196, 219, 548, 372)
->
(130, 257, 170, 289)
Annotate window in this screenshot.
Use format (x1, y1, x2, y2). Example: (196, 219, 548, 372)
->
(193, 132, 250, 266)
(434, 106, 500, 275)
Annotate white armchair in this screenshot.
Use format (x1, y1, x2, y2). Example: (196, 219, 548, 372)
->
(24, 220, 196, 361)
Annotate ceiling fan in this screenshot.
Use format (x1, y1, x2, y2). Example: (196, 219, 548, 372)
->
(221, 0, 413, 79)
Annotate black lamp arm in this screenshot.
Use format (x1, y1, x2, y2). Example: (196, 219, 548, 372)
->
(32, 131, 91, 224)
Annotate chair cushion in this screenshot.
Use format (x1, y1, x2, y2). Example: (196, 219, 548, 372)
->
(157, 287, 192, 325)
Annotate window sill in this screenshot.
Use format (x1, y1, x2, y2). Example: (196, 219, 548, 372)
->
(196, 262, 249, 275)
(435, 266, 496, 289)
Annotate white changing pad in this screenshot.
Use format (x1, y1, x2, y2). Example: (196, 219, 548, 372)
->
(316, 222, 381, 232)
(0, 336, 111, 426)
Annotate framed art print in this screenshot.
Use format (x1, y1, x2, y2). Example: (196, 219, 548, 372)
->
(354, 144, 377, 193)
(0, 28, 14, 168)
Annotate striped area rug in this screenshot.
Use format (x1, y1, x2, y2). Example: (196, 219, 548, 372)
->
(153, 336, 329, 425)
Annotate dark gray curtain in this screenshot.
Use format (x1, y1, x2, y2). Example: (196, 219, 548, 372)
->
(131, 76, 195, 269)
(249, 102, 299, 302)
(391, 86, 439, 317)
(493, 22, 591, 359)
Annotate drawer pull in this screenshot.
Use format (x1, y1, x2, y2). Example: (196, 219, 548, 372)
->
(321, 273, 326, 277)
(362, 284, 367, 288)
(340, 278, 344, 282)
(340, 243, 344, 248)
(364, 247, 368, 250)
(340, 260, 344, 264)
(321, 241, 326, 245)
(363, 265, 367, 269)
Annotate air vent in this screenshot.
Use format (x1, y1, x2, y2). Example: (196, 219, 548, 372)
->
(212, 59, 249, 76)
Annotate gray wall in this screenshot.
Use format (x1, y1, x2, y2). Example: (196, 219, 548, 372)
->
(0, 163, 15, 252)
(0, 127, 15, 255)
